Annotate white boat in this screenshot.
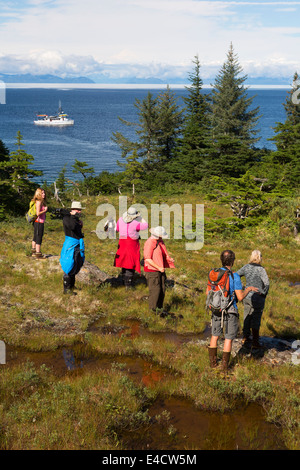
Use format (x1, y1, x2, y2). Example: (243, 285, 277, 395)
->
(34, 102, 74, 126)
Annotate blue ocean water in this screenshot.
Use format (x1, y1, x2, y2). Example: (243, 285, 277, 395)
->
(0, 87, 288, 183)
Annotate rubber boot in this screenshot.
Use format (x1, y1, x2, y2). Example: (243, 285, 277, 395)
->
(222, 351, 231, 375)
(70, 274, 76, 291)
(208, 347, 218, 368)
(124, 272, 134, 290)
(63, 275, 76, 295)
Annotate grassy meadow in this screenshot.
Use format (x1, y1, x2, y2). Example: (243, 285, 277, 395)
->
(0, 191, 299, 450)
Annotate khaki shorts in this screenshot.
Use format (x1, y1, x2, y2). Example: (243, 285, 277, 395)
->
(211, 311, 240, 340)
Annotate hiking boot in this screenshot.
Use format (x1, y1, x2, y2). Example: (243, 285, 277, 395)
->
(208, 346, 218, 368)
(34, 252, 44, 259)
(242, 336, 252, 348)
(63, 277, 77, 295)
(222, 351, 231, 375)
(155, 309, 168, 318)
(64, 289, 77, 295)
(251, 329, 264, 349)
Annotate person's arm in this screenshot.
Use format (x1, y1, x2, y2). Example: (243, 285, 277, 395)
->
(144, 240, 164, 272)
(235, 286, 259, 302)
(233, 272, 258, 301)
(136, 218, 148, 231)
(236, 265, 245, 277)
(36, 200, 48, 216)
(261, 268, 270, 296)
(144, 258, 165, 272)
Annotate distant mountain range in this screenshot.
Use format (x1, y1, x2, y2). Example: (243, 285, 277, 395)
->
(0, 73, 95, 84)
(0, 72, 292, 86)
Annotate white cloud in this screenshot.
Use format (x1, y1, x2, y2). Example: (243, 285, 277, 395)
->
(0, 0, 299, 81)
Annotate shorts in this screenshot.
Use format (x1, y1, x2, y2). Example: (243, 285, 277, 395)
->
(211, 311, 240, 340)
(33, 222, 44, 245)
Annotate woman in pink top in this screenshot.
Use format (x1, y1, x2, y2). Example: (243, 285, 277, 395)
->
(114, 206, 148, 288)
(31, 188, 48, 259)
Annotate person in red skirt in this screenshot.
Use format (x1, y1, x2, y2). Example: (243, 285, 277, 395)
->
(114, 206, 148, 288)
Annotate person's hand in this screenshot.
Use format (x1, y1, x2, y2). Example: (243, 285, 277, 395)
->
(248, 286, 259, 293)
(159, 267, 165, 273)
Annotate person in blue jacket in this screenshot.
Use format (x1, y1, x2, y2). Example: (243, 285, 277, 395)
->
(60, 201, 85, 295)
(208, 250, 258, 373)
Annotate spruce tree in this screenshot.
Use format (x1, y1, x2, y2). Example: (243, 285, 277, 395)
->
(1, 131, 42, 194)
(209, 43, 261, 177)
(151, 85, 183, 168)
(113, 89, 182, 185)
(268, 76, 300, 190)
(112, 92, 159, 162)
(170, 55, 211, 182)
(284, 72, 300, 125)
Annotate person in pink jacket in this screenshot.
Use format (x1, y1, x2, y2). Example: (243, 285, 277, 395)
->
(143, 226, 175, 315)
(114, 206, 148, 288)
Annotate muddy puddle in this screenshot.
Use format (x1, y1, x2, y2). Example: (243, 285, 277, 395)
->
(3, 320, 286, 450)
(89, 318, 211, 346)
(120, 397, 287, 450)
(5, 343, 170, 387)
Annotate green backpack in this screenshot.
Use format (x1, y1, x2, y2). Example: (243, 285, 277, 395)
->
(25, 200, 37, 223)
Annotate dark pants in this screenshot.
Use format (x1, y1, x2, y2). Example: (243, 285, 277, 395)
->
(63, 245, 84, 292)
(243, 293, 265, 336)
(145, 271, 166, 311)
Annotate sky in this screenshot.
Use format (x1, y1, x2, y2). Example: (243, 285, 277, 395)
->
(0, 0, 299, 82)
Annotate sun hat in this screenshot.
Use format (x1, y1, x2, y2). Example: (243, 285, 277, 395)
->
(71, 201, 85, 210)
(150, 226, 168, 239)
(122, 206, 140, 223)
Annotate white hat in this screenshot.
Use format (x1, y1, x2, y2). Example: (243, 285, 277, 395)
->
(150, 226, 168, 239)
(122, 206, 140, 223)
(71, 201, 85, 210)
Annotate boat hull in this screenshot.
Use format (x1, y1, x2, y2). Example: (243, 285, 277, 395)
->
(34, 119, 74, 126)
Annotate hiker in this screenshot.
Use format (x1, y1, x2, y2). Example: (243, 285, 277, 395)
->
(114, 206, 148, 289)
(143, 226, 175, 316)
(207, 249, 258, 373)
(31, 188, 48, 259)
(60, 201, 85, 295)
(237, 250, 269, 349)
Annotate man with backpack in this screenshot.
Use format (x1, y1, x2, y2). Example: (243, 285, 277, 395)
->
(206, 249, 258, 373)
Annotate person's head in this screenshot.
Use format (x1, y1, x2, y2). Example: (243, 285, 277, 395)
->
(249, 249, 262, 264)
(122, 206, 140, 223)
(33, 187, 46, 202)
(220, 249, 235, 268)
(149, 226, 168, 239)
(70, 201, 85, 215)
